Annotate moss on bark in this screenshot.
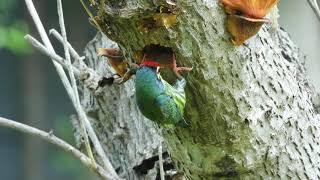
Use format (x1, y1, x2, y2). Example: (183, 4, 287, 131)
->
(75, 1, 320, 179)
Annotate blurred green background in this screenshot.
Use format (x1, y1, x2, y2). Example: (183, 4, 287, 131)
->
(0, 0, 319, 180)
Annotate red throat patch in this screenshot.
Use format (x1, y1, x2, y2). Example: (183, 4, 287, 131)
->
(140, 60, 161, 68)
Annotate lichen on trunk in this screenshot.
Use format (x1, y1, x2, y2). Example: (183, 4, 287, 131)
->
(74, 0, 320, 179)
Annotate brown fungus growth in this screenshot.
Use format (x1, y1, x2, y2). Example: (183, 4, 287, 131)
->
(219, 0, 278, 46)
(138, 6, 181, 33)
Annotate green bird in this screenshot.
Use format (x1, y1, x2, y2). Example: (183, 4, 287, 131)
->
(98, 45, 191, 127)
(135, 60, 189, 127)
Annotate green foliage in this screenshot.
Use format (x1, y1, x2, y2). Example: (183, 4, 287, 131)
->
(0, 22, 32, 55)
(0, 0, 32, 55)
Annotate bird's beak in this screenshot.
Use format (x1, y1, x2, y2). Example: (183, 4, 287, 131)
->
(156, 67, 161, 80)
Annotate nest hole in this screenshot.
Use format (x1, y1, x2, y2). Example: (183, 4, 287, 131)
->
(142, 44, 174, 60)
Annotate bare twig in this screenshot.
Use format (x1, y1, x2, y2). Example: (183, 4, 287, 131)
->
(49, 29, 82, 60)
(24, 35, 80, 75)
(158, 143, 165, 180)
(52, 18, 118, 180)
(25, 34, 101, 92)
(0, 117, 115, 180)
(24, 0, 120, 179)
(25, 33, 120, 178)
(79, 0, 102, 31)
(25, 0, 76, 104)
(57, 0, 96, 166)
(307, 0, 320, 21)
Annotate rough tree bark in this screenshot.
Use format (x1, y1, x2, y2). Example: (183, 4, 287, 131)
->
(73, 1, 320, 179)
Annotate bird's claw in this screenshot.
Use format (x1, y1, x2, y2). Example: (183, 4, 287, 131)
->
(173, 66, 193, 80)
(175, 66, 193, 72)
(172, 53, 192, 79)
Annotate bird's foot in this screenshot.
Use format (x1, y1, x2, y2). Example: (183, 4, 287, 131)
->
(172, 53, 192, 79)
(173, 66, 193, 80)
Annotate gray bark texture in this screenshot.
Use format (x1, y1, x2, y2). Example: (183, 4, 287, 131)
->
(73, 0, 320, 179)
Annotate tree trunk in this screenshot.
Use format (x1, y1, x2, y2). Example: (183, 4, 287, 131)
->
(74, 1, 320, 179)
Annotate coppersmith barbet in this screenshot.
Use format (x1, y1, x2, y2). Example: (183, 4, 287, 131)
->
(98, 46, 190, 127)
(135, 60, 188, 127)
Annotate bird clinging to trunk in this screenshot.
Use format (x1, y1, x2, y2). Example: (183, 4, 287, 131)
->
(135, 54, 189, 127)
(98, 46, 191, 127)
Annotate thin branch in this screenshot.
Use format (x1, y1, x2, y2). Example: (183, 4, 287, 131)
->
(25, 28, 121, 180)
(0, 117, 115, 180)
(25, 34, 101, 92)
(24, 35, 80, 76)
(79, 0, 102, 31)
(49, 29, 82, 60)
(158, 143, 165, 180)
(25, 0, 120, 179)
(25, 33, 119, 178)
(57, 0, 96, 166)
(307, 0, 320, 21)
(25, 0, 76, 104)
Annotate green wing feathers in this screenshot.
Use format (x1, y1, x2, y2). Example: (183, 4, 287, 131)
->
(154, 93, 188, 127)
(162, 78, 186, 115)
(154, 77, 188, 127)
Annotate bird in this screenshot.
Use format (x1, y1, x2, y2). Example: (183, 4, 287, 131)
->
(98, 46, 191, 127)
(135, 58, 189, 127)
(219, 0, 278, 45)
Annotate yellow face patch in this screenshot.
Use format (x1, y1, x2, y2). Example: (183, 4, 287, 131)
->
(156, 67, 161, 80)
